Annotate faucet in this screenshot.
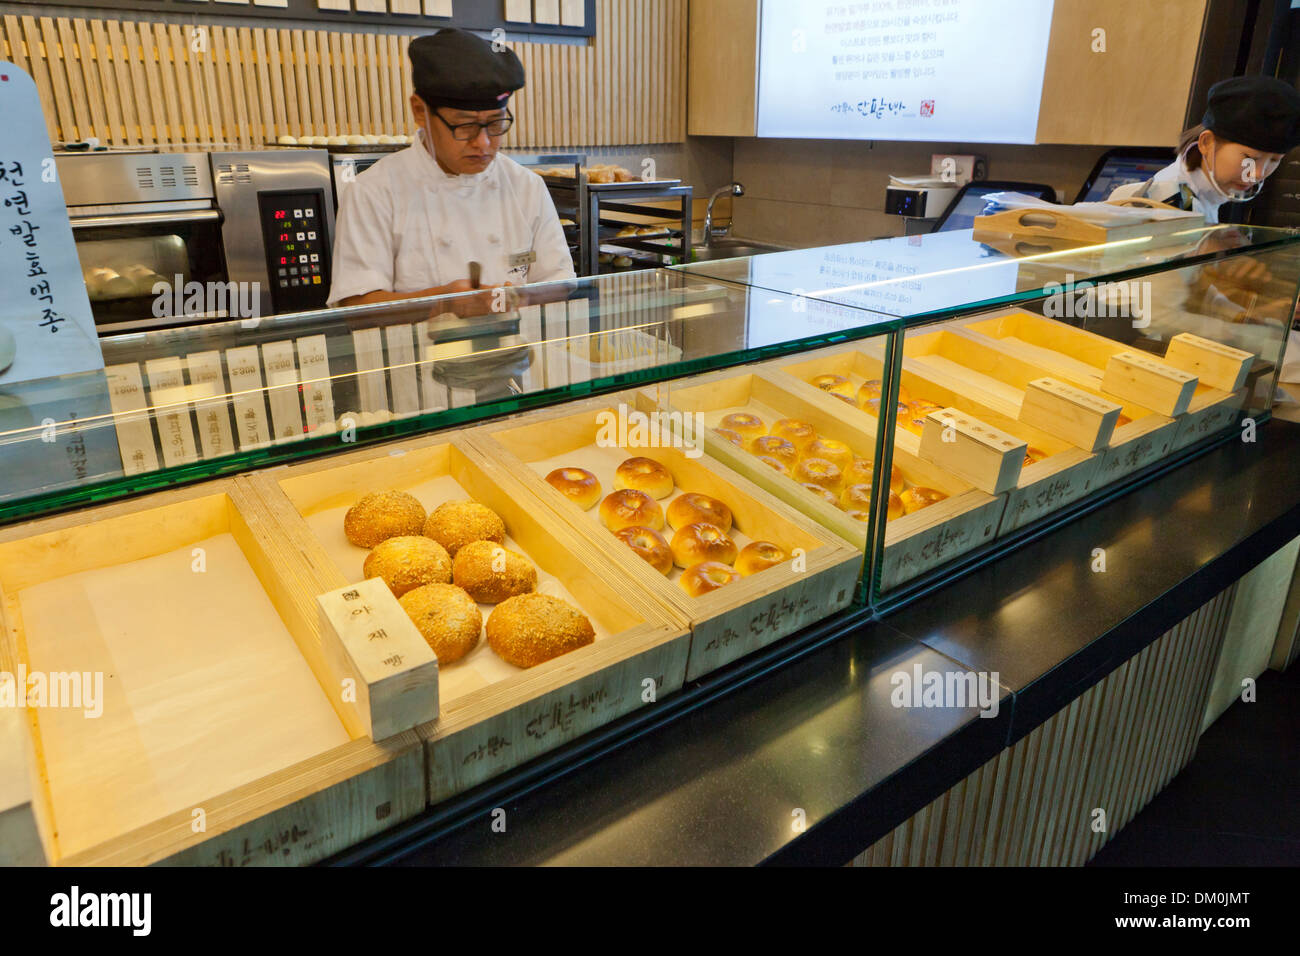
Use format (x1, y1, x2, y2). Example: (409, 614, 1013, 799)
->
(703, 182, 744, 246)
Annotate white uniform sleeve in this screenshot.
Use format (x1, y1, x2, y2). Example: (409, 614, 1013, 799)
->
(327, 177, 397, 307)
(527, 177, 577, 283)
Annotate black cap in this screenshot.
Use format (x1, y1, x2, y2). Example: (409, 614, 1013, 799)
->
(1202, 75, 1300, 154)
(409, 28, 525, 112)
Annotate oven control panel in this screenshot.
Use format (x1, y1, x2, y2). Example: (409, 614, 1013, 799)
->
(258, 190, 330, 313)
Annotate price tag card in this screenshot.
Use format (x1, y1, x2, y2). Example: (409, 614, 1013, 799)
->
(261, 339, 305, 442)
(413, 319, 449, 413)
(104, 363, 160, 475)
(384, 323, 420, 417)
(296, 334, 336, 433)
(352, 327, 389, 413)
(224, 344, 272, 450)
(144, 356, 199, 468)
(543, 300, 570, 388)
(184, 350, 237, 460)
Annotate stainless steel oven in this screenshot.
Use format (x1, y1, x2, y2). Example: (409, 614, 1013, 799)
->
(58, 148, 336, 334)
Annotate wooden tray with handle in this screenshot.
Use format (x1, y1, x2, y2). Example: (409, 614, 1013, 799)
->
(974, 199, 1204, 244)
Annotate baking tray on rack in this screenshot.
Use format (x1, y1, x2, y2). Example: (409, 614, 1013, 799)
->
(263, 141, 408, 153)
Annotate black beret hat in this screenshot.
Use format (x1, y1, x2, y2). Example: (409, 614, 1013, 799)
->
(1202, 75, 1300, 154)
(410, 28, 525, 112)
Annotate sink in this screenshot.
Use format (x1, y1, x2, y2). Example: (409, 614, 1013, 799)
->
(688, 238, 790, 262)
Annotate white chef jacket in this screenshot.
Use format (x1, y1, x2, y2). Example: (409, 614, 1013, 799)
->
(328, 130, 575, 306)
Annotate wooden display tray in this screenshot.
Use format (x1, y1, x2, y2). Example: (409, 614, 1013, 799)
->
(631, 371, 1003, 593)
(771, 341, 1104, 536)
(973, 202, 1204, 244)
(247, 433, 691, 803)
(467, 396, 862, 680)
(0, 479, 426, 867)
(961, 310, 1246, 458)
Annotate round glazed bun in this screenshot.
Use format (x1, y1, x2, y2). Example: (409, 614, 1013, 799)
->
(600, 489, 664, 532)
(771, 418, 818, 454)
(719, 413, 766, 446)
(614, 457, 674, 499)
(666, 492, 733, 533)
(805, 438, 853, 472)
(810, 374, 855, 399)
(670, 522, 738, 568)
(900, 486, 948, 514)
(546, 467, 602, 510)
(857, 380, 912, 407)
(714, 427, 745, 449)
(862, 397, 910, 421)
(900, 401, 944, 436)
(679, 561, 740, 597)
(793, 458, 842, 491)
(362, 536, 452, 597)
(423, 501, 507, 556)
(756, 455, 792, 477)
(1023, 446, 1047, 466)
(801, 482, 839, 506)
(452, 540, 537, 604)
(487, 593, 595, 668)
(842, 457, 903, 491)
(399, 584, 482, 664)
(344, 491, 427, 548)
(751, 435, 798, 468)
(615, 526, 673, 575)
(736, 541, 788, 577)
(841, 483, 905, 520)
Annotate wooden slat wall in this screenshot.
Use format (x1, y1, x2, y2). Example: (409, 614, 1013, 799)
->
(0, 0, 685, 149)
(851, 585, 1235, 867)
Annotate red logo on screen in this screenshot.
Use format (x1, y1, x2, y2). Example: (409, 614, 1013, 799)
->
(920, 99, 935, 118)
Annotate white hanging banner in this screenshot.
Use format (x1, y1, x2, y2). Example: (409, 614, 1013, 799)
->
(185, 350, 237, 460)
(296, 334, 336, 433)
(384, 323, 420, 417)
(0, 63, 104, 388)
(261, 339, 305, 442)
(225, 344, 272, 450)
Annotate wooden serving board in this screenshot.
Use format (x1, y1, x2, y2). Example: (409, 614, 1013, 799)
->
(246, 433, 690, 803)
(973, 204, 1203, 244)
(466, 395, 862, 680)
(627, 372, 1003, 594)
(768, 341, 1099, 537)
(956, 310, 1238, 485)
(0, 478, 426, 867)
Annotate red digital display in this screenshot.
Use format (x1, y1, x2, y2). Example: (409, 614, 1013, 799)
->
(274, 210, 286, 219)
(280, 256, 287, 265)
(279, 233, 289, 242)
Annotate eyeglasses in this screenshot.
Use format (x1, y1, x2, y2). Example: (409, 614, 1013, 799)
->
(432, 109, 514, 141)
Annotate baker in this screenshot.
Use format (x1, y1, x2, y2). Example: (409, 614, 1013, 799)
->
(328, 27, 575, 309)
(1109, 75, 1300, 224)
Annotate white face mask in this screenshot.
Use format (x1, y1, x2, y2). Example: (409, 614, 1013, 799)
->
(1187, 141, 1267, 205)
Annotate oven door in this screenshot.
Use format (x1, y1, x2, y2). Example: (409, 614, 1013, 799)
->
(70, 201, 228, 335)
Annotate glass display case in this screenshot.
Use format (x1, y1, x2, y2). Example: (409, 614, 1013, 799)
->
(1, 222, 1297, 866)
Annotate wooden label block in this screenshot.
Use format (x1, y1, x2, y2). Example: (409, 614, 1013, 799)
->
(423, 0, 453, 14)
(534, 0, 560, 24)
(504, 0, 533, 22)
(316, 578, 439, 741)
(561, 0, 585, 26)
(1101, 351, 1197, 417)
(1163, 333, 1252, 393)
(1020, 377, 1120, 452)
(918, 407, 1025, 496)
(104, 363, 160, 475)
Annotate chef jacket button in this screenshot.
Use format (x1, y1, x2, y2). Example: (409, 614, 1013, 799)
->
(488, 234, 500, 244)
(438, 237, 452, 246)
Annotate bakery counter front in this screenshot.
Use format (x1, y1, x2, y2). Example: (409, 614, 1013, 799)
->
(1, 224, 1298, 866)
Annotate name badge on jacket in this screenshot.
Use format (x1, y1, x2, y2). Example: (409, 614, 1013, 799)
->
(508, 249, 537, 270)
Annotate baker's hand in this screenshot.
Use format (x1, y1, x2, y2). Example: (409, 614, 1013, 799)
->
(434, 279, 515, 318)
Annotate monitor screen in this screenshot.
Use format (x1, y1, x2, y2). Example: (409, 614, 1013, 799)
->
(934, 183, 1057, 232)
(1080, 156, 1171, 203)
(755, 0, 1057, 143)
